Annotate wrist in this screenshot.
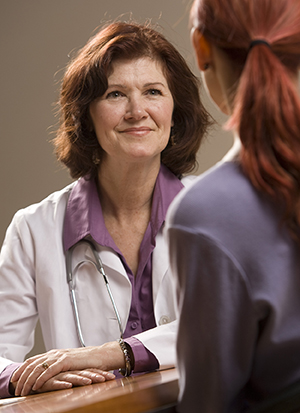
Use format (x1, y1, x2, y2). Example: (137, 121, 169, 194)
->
(9, 380, 16, 396)
(117, 338, 134, 376)
(97, 341, 125, 371)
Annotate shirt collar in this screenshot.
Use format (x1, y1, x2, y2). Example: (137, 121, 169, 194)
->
(63, 164, 183, 252)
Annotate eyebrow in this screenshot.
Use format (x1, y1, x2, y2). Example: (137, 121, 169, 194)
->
(107, 82, 167, 89)
(144, 82, 166, 88)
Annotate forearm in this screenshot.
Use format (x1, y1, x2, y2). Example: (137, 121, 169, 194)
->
(125, 337, 159, 373)
(0, 363, 21, 398)
(131, 322, 177, 371)
(169, 228, 256, 412)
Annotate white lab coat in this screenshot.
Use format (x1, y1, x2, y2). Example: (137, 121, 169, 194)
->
(0, 176, 194, 374)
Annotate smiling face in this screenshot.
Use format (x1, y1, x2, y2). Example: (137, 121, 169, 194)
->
(89, 57, 174, 169)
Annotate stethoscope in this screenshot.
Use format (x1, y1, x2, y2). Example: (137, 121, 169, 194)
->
(66, 239, 124, 347)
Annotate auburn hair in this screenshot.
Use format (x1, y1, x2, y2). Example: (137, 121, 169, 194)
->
(53, 21, 211, 179)
(191, 0, 300, 241)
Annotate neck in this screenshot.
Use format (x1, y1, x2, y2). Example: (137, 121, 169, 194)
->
(97, 159, 161, 219)
(221, 132, 241, 163)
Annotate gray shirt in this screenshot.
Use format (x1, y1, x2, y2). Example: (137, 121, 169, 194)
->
(166, 160, 300, 412)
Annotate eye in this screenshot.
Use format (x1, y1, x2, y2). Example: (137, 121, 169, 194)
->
(106, 90, 124, 99)
(146, 89, 162, 96)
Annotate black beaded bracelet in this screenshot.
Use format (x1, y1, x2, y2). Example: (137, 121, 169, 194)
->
(118, 338, 133, 377)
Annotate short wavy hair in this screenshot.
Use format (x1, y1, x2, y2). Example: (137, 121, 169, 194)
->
(54, 21, 211, 179)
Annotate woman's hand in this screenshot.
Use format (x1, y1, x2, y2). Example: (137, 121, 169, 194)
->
(11, 369, 115, 395)
(11, 342, 124, 396)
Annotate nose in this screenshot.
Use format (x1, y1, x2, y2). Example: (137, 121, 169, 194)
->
(124, 96, 147, 121)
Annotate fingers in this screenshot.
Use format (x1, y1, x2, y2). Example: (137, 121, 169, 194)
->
(13, 346, 117, 396)
(35, 378, 73, 393)
(63, 369, 114, 384)
(36, 372, 92, 393)
(14, 360, 49, 396)
(82, 369, 115, 382)
(15, 358, 69, 396)
(30, 370, 116, 394)
(29, 349, 99, 393)
(31, 357, 73, 393)
(15, 365, 116, 396)
(32, 366, 115, 391)
(11, 354, 43, 382)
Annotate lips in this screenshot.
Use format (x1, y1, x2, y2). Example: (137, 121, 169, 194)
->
(120, 127, 152, 136)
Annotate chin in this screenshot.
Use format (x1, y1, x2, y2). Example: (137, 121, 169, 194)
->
(124, 150, 162, 164)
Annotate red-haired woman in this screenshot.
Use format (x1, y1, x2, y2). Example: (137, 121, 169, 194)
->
(166, 0, 300, 411)
(0, 21, 210, 397)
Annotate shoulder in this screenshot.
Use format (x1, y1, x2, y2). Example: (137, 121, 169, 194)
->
(181, 174, 198, 188)
(170, 162, 247, 220)
(12, 181, 77, 229)
(2, 182, 78, 252)
(168, 161, 277, 243)
(186, 161, 251, 203)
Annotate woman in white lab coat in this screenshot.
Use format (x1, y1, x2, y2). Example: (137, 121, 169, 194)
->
(0, 21, 210, 397)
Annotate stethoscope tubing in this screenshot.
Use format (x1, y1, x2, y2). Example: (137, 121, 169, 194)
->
(66, 239, 124, 347)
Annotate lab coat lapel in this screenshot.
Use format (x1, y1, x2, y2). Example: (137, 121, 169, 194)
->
(97, 245, 128, 278)
(152, 226, 169, 304)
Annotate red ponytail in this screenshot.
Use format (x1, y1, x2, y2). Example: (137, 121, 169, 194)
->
(192, 0, 300, 241)
(228, 46, 300, 239)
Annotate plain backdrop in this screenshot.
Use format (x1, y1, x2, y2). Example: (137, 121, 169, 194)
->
(0, 0, 233, 357)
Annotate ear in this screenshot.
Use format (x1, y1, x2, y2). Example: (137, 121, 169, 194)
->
(191, 28, 212, 71)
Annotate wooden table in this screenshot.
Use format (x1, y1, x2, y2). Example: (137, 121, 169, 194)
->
(0, 368, 179, 413)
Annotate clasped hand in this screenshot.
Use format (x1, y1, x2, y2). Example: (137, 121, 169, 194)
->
(11, 345, 119, 396)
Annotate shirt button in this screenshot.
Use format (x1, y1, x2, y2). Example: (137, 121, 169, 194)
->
(131, 322, 138, 330)
(159, 315, 170, 325)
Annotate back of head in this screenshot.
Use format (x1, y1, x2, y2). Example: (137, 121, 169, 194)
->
(54, 21, 210, 180)
(191, 0, 300, 241)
